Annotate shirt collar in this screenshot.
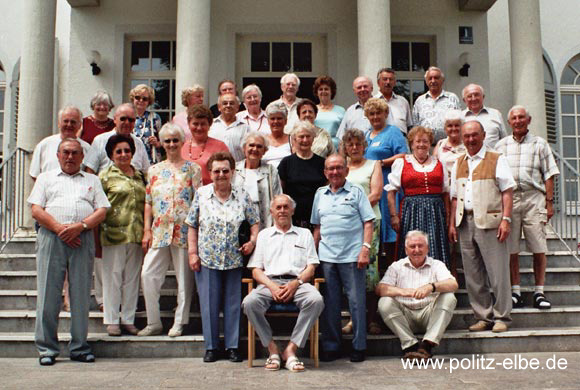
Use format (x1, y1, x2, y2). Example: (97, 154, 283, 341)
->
(323, 180, 352, 194)
(57, 168, 85, 178)
(426, 90, 449, 100)
(511, 131, 531, 144)
(402, 256, 433, 270)
(270, 224, 299, 237)
(467, 145, 488, 160)
(215, 116, 244, 127)
(464, 106, 489, 116)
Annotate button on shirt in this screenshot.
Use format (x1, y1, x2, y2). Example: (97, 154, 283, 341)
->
(185, 184, 260, 270)
(29, 134, 91, 178)
(380, 256, 455, 309)
(375, 92, 412, 134)
(412, 90, 461, 143)
(495, 133, 559, 193)
(462, 107, 507, 149)
(310, 181, 375, 263)
(84, 129, 150, 174)
(247, 225, 319, 277)
(336, 102, 372, 141)
(27, 169, 110, 224)
(208, 116, 249, 162)
(450, 146, 516, 210)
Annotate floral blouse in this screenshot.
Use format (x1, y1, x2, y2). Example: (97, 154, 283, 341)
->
(185, 184, 260, 270)
(146, 160, 202, 249)
(134, 110, 163, 164)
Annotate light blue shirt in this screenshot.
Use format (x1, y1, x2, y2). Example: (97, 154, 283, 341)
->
(310, 181, 375, 263)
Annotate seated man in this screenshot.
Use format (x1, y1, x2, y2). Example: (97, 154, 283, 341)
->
(377, 230, 458, 360)
(242, 194, 324, 372)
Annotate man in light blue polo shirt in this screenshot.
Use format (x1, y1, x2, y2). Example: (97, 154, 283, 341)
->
(311, 154, 375, 363)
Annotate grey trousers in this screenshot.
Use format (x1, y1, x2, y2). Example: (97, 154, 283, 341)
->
(458, 213, 512, 324)
(35, 227, 94, 358)
(242, 280, 324, 348)
(378, 293, 457, 350)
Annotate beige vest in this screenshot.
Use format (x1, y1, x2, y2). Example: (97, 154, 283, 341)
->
(455, 151, 503, 229)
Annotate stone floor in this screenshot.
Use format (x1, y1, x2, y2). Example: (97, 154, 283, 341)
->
(0, 352, 578, 389)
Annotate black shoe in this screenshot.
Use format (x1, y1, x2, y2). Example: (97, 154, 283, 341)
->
(320, 350, 340, 362)
(533, 292, 551, 309)
(203, 349, 219, 363)
(350, 349, 366, 363)
(512, 292, 525, 308)
(226, 348, 242, 363)
(39, 356, 56, 366)
(70, 353, 95, 363)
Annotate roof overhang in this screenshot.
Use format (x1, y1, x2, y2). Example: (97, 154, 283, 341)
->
(67, 0, 100, 7)
(458, 0, 497, 11)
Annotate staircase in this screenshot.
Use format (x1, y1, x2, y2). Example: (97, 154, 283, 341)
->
(1, 235, 580, 358)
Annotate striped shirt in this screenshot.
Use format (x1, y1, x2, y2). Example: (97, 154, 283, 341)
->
(208, 116, 249, 162)
(462, 107, 507, 149)
(380, 256, 454, 309)
(27, 169, 110, 224)
(495, 133, 559, 193)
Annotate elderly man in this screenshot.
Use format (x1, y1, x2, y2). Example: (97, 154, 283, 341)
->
(377, 230, 458, 360)
(375, 68, 412, 135)
(270, 73, 302, 134)
(336, 76, 373, 140)
(85, 103, 150, 174)
(242, 194, 324, 372)
(311, 154, 375, 362)
(449, 120, 516, 333)
(208, 93, 249, 161)
(412, 66, 461, 144)
(209, 79, 245, 118)
(29, 106, 91, 179)
(28, 139, 110, 366)
(495, 105, 560, 309)
(461, 83, 507, 149)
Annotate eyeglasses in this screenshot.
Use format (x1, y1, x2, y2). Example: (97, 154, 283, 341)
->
(163, 138, 181, 144)
(114, 148, 132, 155)
(211, 169, 231, 175)
(119, 116, 136, 123)
(134, 96, 149, 102)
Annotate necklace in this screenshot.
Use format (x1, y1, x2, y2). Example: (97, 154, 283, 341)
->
(188, 140, 207, 161)
(245, 113, 265, 132)
(414, 154, 429, 165)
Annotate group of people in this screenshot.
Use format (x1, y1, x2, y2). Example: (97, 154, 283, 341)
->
(28, 66, 559, 370)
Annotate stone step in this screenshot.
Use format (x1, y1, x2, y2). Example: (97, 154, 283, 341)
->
(2, 326, 580, 358)
(455, 286, 580, 307)
(0, 254, 36, 271)
(0, 238, 36, 255)
(456, 267, 580, 287)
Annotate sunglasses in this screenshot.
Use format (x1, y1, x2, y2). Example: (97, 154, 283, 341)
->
(163, 138, 181, 144)
(211, 169, 231, 175)
(134, 96, 149, 102)
(114, 148, 132, 155)
(119, 116, 136, 123)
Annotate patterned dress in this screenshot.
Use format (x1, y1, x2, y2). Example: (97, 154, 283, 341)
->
(134, 110, 162, 164)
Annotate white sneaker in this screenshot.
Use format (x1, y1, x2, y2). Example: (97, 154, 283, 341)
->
(137, 324, 163, 336)
(168, 325, 183, 337)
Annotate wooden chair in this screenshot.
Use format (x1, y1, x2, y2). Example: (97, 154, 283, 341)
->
(243, 277, 325, 368)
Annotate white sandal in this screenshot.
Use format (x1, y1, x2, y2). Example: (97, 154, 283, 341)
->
(285, 355, 305, 372)
(265, 354, 281, 371)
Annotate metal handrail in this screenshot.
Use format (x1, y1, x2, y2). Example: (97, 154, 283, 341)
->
(0, 148, 30, 253)
(549, 150, 580, 262)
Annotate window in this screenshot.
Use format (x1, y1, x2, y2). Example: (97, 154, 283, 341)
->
(391, 39, 434, 105)
(544, 56, 557, 145)
(127, 39, 176, 124)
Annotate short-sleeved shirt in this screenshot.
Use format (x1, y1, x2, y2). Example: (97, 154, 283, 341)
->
(375, 92, 412, 134)
(27, 168, 110, 224)
(185, 184, 260, 270)
(146, 160, 202, 248)
(462, 107, 507, 149)
(208, 116, 249, 161)
(84, 129, 150, 174)
(310, 181, 376, 263)
(99, 165, 146, 246)
(336, 101, 372, 141)
(29, 134, 91, 178)
(412, 90, 461, 143)
(380, 256, 455, 309)
(247, 225, 319, 277)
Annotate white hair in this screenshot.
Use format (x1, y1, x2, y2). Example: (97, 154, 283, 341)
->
(444, 109, 464, 125)
(508, 105, 530, 119)
(290, 120, 317, 140)
(159, 122, 185, 142)
(424, 66, 445, 80)
(242, 131, 269, 150)
(270, 194, 297, 210)
(405, 230, 429, 247)
(280, 73, 301, 87)
(218, 93, 240, 105)
(58, 105, 83, 122)
(461, 83, 485, 99)
(241, 84, 262, 101)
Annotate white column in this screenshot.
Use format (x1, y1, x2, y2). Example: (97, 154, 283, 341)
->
(508, 0, 547, 138)
(18, 0, 57, 228)
(175, 0, 211, 112)
(357, 0, 391, 90)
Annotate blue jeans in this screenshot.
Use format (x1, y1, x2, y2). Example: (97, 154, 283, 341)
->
(320, 261, 367, 351)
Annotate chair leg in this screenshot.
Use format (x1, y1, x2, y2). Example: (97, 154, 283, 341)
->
(314, 319, 319, 368)
(248, 322, 254, 368)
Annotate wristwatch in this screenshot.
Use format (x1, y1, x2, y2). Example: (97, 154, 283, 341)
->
(502, 216, 512, 223)
(362, 242, 372, 250)
(297, 279, 304, 286)
(81, 221, 89, 231)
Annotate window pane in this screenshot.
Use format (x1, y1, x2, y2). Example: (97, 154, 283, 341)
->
(131, 79, 148, 90)
(411, 80, 427, 104)
(561, 66, 576, 85)
(251, 42, 270, 72)
(563, 136, 576, 157)
(293, 42, 312, 72)
(394, 80, 410, 103)
(0, 90, 4, 107)
(0, 112, 3, 133)
(152, 41, 170, 71)
(392, 42, 409, 71)
(131, 41, 150, 71)
(566, 159, 577, 171)
(172, 79, 176, 108)
(172, 41, 176, 70)
(411, 42, 430, 72)
(151, 79, 170, 110)
(562, 94, 575, 114)
(158, 112, 169, 125)
(272, 42, 291, 72)
(565, 181, 579, 201)
(562, 116, 576, 135)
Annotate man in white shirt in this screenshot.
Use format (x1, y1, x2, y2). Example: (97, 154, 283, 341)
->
(270, 73, 303, 134)
(208, 93, 249, 161)
(336, 76, 374, 140)
(242, 194, 324, 372)
(375, 68, 412, 135)
(461, 83, 507, 149)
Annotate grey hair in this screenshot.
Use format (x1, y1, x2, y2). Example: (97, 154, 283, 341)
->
(159, 122, 185, 142)
(280, 73, 301, 87)
(218, 93, 240, 105)
(290, 120, 317, 140)
(341, 128, 368, 154)
(424, 66, 445, 80)
(405, 230, 429, 247)
(444, 110, 464, 126)
(265, 101, 288, 118)
(90, 90, 115, 110)
(57, 138, 83, 153)
(508, 105, 530, 119)
(270, 194, 297, 210)
(58, 105, 83, 122)
(241, 84, 262, 101)
(461, 83, 485, 99)
(242, 131, 269, 151)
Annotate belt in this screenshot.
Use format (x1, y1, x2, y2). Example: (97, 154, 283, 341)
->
(271, 274, 298, 280)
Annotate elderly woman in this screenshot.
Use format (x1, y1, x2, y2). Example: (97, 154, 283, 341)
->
(296, 99, 334, 158)
(364, 98, 408, 258)
(387, 126, 451, 266)
(99, 134, 146, 336)
(181, 105, 229, 185)
(173, 85, 205, 141)
(341, 128, 384, 335)
(130, 84, 163, 164)
(313, 75, 345, 150)
(186, 151, 260, 363)
(139, 123, 202, 338)
(278, 121, 327, 229)
(233, 132, 282, 229)
(80, 90, 115, 144)
(433, 110, 466, 187)
(236, 84, 270, 134)
(262, 102, 291, 168)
